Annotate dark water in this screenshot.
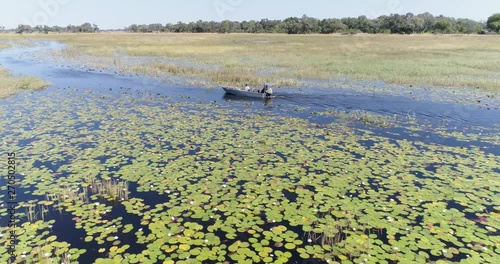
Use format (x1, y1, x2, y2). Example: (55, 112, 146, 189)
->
(1, 41, 499, 263)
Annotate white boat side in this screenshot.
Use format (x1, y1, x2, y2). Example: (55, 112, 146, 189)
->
(222, 86, 275, 98)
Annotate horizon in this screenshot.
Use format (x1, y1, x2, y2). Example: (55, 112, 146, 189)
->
(1, 0, 499, 30)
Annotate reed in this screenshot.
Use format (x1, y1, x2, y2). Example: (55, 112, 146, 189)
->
(303, 209, 374, 262)
(26, 201, 37, 223)
(0, 68, 50, 98)
(2, 33, 498, 91)
(90, 179, 129, 201)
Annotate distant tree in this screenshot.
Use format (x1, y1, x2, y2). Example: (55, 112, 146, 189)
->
(300, 15, 320, 34)
(80, 22, 94, 32)
(240, 20, 255, 33)
(41, 25, 51, 34)
(34, 25, 43, 33)
(229, 21, 241, 33)
(281, 17, 302, 34)
(259, 19, 281, 33)
(148, 23, 163, 33)
(380, 14, 413, 34)
(66, 24, 77, 33)
(320, 19, 347, 33)
(97, 12, 487, 35)
(341, 17, 359, 31)
(127, 24, 139, 32)
(192, 20, 209, 33)
(52, 25, 63, 33)
(163, 23, 173, 32)
(433, 18, 454, 33)
(487, 13, 500, 32)
(357, 15, 376, 33)
(218, 20, 231, 33)
(137, 24, 149, 33)
(408, 16, 425, 33)
(416, 12, 436, 32)
(175, 21, 193, 32)
(16, 24, 33, 34)
(252, 22, 264, 33)
(456, 18, 483, 34)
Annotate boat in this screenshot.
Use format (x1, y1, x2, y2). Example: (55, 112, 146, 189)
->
(222, 86, 275, 98)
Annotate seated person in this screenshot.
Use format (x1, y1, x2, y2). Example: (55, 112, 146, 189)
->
(265, 87, 273, 97)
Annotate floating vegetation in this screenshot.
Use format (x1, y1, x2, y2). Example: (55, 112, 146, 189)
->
(0, 67, 50, 98)
(0, 220, 85, 263)
(348, 110, 396, 127)
(0, 85, 498, 264)
(318, 109, 399, 128)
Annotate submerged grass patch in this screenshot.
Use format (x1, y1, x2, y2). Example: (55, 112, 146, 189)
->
(0, 67, 49, 98)
(0, 43, 11, 49)
(2, 33, 500, 91)
(0, 87, 498, 263)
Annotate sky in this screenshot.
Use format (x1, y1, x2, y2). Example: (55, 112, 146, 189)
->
(1, 0, 498, 29)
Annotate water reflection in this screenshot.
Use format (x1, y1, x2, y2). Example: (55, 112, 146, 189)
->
(222, 93, 274, 107)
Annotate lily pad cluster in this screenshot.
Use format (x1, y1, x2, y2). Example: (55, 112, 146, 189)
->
(0, 88, 498, 264)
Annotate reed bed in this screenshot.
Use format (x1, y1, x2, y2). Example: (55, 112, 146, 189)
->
(0, 68, 49, 98)
(2, 33, 497, 90)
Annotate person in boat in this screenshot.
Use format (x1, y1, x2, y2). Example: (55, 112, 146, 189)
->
(260, 84, 273, 97)
(265, 86, 273, 97)
(244, 84, 251, 91)
(260, 84, 268, 93)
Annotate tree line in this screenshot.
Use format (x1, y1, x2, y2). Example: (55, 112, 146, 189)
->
(6, 13, 500, 35)
(127, 13, 491, 34)
(11, 23, 99, 34)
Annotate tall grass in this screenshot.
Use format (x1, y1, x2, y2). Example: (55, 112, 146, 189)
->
(2, 33, 500, 90)
(46, 179, 129, 206)
(0, 68, 49, 98)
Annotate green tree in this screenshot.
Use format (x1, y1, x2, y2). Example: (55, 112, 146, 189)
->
(127, 24, 139, 32)
(380, 14, 412, 34)
(281, 17, 302, 34)
(487, 13, 500, 32)
(80, 22, 94, 32)
(357, 15, 375, 33)
(320, 19, 347, 33)
(66, 24, 77, 33)
(148, 23, 163, 33)
(300, 15, 320, 34)
(218, 20, 230, 33)
(16, 24, 33, 34)
(417, 12, 436, 32)
(42, 25, 51, 34)
(456, 19, 483, 34)
(434, 18, 454, 33)
(259, 19, 281, 33)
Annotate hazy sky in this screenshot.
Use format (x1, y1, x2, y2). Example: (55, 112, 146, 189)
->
(1, 0, 498, 29)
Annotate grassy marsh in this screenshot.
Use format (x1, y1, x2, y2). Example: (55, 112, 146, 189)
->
(0, 43, 11, 49)
(0, 34, 498, 264)
(0, 41, 50, 97)
(3, 33, 500, 90)
(0, 68, 50, 98)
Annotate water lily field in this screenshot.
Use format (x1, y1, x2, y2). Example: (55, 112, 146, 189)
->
(0, 40, 499, 264)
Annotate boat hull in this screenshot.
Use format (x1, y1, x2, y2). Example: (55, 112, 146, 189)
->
(222, 87, 275, 98)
